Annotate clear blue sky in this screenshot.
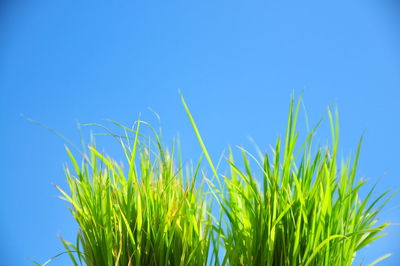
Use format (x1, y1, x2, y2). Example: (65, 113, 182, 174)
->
(1, 1, 399, 265)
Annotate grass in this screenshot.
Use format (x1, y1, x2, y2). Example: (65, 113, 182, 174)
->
(36, 94, 392, 265)
(52, 121, 212, 266)
(182, 94, 392, 266)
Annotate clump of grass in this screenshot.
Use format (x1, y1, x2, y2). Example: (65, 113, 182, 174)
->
(56, 121, 212, 266)
(36, 94, 392, 266)
(182, 94, 392, 265)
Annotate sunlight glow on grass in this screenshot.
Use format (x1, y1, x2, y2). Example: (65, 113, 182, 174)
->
(37, 94, 392, 265)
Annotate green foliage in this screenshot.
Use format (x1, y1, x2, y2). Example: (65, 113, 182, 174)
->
(38, 95, 391, 265)
(183, 94, 392, 266)
(57, 122, 212, 266)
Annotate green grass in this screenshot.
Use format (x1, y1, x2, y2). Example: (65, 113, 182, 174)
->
(37, 94, 392, 265)
(182, 94, 392, 266)
(54, 121, 212, 266)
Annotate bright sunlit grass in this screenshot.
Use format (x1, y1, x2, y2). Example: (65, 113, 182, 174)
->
(36, 94, 392, 266)
(54, 122, 212, 266)
(182, 94, 392, 266)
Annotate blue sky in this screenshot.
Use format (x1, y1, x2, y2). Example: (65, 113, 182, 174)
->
(1, 1, 399, 265)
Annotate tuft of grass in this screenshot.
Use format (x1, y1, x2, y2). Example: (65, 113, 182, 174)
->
(56, 121, 212, 266)
(36, 94, 392, 266)
(182, 94, 392, 266)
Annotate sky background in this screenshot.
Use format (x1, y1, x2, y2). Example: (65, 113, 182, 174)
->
(1, 0, 400, 265)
